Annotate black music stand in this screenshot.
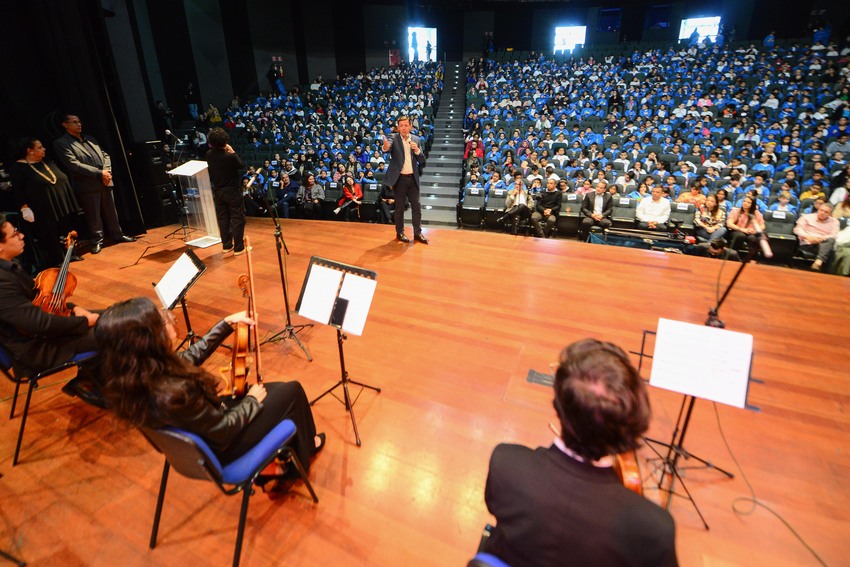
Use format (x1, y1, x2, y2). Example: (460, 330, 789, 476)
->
(643, 318, 752, 529)
(259, 197, 313, 359)
(153, 250, 206, 350)
(295, 257, 381, 446)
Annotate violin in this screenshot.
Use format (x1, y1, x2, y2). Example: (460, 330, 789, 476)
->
(227, 236, 262, 397)
(32, 231, 78, 316)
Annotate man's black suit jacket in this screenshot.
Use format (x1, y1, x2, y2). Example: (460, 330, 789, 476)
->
(0, 259, 89, 375)
(581, 191, 614, 219)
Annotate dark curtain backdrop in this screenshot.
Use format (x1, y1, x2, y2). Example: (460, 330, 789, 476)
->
(0, 0, 145, 235)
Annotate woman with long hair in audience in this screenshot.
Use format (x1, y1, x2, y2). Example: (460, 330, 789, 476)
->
(695, 194, 727, 242)
(726, 195, 764, 252)
(98, 297, 325, 477)
(334, 173, 362, 220)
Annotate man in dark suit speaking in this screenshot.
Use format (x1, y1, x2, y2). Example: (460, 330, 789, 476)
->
(381, 115, 428, 244)
(482, 339, 678, 567)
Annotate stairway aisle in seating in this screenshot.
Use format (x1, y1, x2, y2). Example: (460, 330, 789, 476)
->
(419, 61, 465, 228)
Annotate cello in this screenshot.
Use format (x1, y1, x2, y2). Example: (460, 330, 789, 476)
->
(227, 236, 262, 397)
(32, 231, 78, 316)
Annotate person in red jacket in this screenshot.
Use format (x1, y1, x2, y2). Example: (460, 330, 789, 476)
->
(334, 174, 362, 220)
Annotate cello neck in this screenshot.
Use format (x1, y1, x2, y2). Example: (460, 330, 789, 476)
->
(243, 236, 262, 381)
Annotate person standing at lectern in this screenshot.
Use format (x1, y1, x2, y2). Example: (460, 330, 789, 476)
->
(205, 127, 247, 256)
(382, 115, 428, 244)
(53, 114, 135, 255)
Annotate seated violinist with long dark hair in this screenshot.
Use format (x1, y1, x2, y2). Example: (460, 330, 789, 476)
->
(97, 297, 324, 474)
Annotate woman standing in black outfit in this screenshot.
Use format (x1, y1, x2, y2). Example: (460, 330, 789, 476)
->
(10, 138, 82, 267)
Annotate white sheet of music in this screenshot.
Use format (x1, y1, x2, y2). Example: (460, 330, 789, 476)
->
(649, 318, 753, 409)
(296, 264, 343, 326)
(155, 252, 201, 310)
(337, 273, 377, 336)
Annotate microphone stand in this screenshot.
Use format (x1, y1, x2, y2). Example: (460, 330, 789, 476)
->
(259, 196, 313, 359)
(705, 238, 759, 328)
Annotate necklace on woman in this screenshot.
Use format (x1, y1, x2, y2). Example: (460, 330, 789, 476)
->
(27, 160, 57, 185)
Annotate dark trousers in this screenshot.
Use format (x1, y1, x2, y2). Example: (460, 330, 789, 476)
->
(393, 174, 422, 235)
(77, 187, 123, 241)
(378, 200, 396, 224)
(213, 188, 246, 251)
(531, 211, 556, 237)
(799, 238, 836, 262)
(218, 381, 317, 470)
(303, 200, 322, 219)
(579, 216, 612, 241)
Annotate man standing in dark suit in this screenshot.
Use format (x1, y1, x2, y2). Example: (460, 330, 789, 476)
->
(381, 115, 428, 244)
(579, 180, 614, 241)
(0, 214, 104, 403)
(53, 114, 135, 254)
(482, 339, 678, 567)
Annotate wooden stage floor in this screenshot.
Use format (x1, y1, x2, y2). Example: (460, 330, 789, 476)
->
(1, 219, 849, 566)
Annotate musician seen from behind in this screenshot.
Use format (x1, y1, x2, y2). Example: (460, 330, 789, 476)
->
(481, 339, 677, 567)
(0, 213, 103, 405)
(98, 297, 325, 479)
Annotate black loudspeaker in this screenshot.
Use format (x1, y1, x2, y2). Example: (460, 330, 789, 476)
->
(128, 141, 177, 228)
(136, 183, 179, 228)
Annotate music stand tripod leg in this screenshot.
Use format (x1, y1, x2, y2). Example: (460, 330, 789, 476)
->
(175, 296, 199, 350)
(310, 329, 380, 446)
(259, 199, 313, 360)
(0, 548, 26, 567)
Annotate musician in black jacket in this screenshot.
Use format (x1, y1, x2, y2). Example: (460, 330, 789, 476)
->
(482, 339, 677, 567)
(0, 214, 100, 397)
(579, 180, 614, 242)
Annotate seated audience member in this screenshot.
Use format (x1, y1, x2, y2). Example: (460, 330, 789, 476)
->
(768, 190, 798, 215)
(501, 177, 535, 235)
(485, 171, 507, 194)
(832, 193, 850, 219)
(726, 195, 764, 252)
(334, 174, 362, 220)
(627, 182, 650, 202)
(635, 186, 671, 231)
(691, 237, 741, 261)
(579, 180, 614, 241)
(829, 224, 850, 276)
(802, 196, 826, 215)
(677, 182, 707, 207)
(714, 188, 731, 213)
(98, 297, 325, 477)
(274, 173, 300, 218)
(377, 184, 396, 224)
(829, 178, 849, 206)
(531, 178, 561, 238)
(734, 188, 768, 212)
(798, 183, 827, 202)
(298, 173, 325, 219)
(793, 202, 840, 271)
(482, 339, 677, 567)
(695, 194, 727, 242)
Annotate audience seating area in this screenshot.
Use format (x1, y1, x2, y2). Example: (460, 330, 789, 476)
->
(460, 35, 850, 270)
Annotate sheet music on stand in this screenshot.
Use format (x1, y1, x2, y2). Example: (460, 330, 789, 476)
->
(650, 318, 753, 409)
(154, 249, 206, 310)
(295, 257, 377, 336)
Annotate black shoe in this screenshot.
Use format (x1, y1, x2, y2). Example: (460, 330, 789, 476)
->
(70, 255, 84, 262)
(397, 233, 410, 243)
(113, 235, 136, 243)
(61, 377, 108, 409)
(91, 242, 103, 255)
(415, 233, 429, 244)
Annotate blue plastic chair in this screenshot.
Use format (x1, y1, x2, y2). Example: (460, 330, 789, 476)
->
(0, 343, 97, 465)
(140, 418, 318, 567)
